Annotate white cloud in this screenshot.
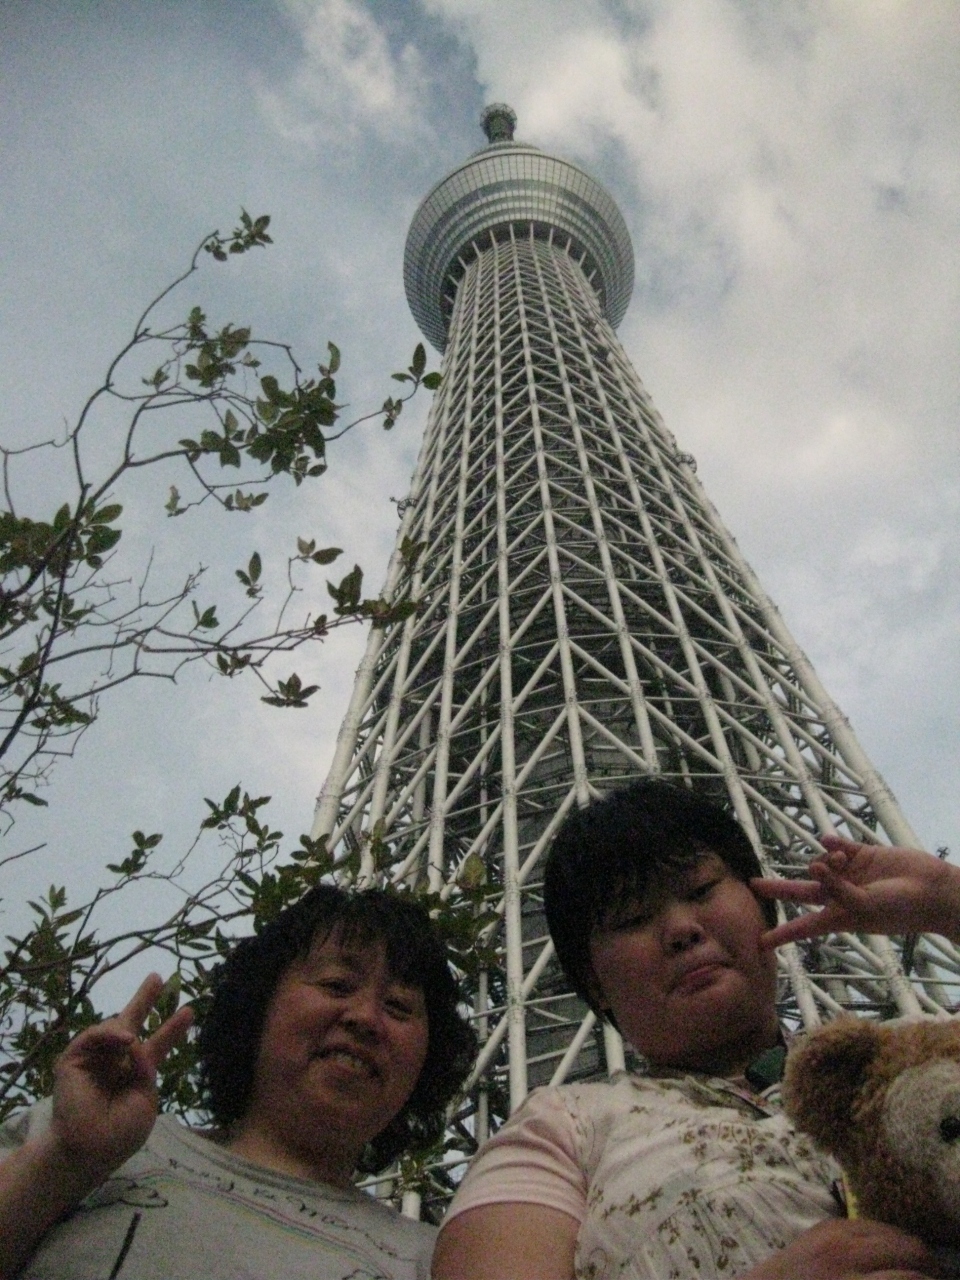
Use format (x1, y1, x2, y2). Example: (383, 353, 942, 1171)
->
(258, 0, 433, 146)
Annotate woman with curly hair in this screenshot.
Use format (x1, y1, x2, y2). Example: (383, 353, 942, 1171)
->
(0, 885, 477, 1280)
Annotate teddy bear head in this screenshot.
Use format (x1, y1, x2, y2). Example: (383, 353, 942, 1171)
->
(782, 1015, 960, 1246)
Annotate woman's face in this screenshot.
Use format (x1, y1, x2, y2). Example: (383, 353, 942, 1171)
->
(242, 928, 429, 1177)
(589, 853, 779, 1075)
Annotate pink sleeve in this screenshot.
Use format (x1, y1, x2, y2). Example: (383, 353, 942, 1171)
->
(442, 1087, 587, 1226)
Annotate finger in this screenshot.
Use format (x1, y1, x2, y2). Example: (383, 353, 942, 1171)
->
(751, 877, 826, 904)
(820, 849, 854, 872)
(142, 1005, 194, 1071)
(807, 855, 850, 880)
(810, 860, 873, 912)
(759, 908, 837, 949)
(116, 973, 166, 1034)
(820, 834, 864, 857)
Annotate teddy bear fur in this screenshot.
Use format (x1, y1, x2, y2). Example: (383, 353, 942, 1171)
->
(782, 1015, 960, 1247)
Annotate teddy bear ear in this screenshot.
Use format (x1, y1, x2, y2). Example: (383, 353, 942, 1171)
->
(782, 1017, 881, 1157)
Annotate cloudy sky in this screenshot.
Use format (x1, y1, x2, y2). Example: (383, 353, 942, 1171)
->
(2, 1, 958, 951)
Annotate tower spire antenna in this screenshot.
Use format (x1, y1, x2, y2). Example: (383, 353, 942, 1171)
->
(480, 102, 517, 143)
(312, 112, 956, 1216)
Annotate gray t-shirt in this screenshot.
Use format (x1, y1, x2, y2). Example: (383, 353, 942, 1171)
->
(1, 1103, 435, 1280)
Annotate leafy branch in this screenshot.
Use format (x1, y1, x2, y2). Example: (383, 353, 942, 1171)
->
(0, 213, 439, 827)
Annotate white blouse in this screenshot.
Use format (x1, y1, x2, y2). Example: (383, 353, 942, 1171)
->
(443, 1070, 841, 1279)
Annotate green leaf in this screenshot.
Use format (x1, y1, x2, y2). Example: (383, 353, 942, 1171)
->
(400, 537, 426, 566)
(457, 852, 487, 890)
(248, 552, 262, 583)
(86, 526, 121, 555)
(91, 503, 122, 525)
(261, 671, 320, 708)
(327, 564, 363, 613)
(422, 371, 442, 391)
(131, 830, 163, 849)
(411, 343, 426, 379)
(311, 547, 342, 565)
(192, 601, 219, 630)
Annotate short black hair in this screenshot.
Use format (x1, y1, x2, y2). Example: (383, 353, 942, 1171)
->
(543, 778, 775, 1020)
(196, 885, 477, 1173)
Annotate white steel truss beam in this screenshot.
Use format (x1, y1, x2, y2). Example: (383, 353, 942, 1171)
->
(315, 201, 948, 1213)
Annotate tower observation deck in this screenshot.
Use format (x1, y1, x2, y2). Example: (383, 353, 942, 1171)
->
(313, 106, 958, 1214)
(404, 104, 633, 351)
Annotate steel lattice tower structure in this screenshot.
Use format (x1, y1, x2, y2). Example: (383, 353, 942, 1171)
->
(312, 106, 958, 1175)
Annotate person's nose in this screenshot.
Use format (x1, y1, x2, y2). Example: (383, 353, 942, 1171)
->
(660, 900, 706, 953)
(339, 984, 386, 1040)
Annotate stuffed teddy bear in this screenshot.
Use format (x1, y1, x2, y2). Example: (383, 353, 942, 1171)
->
(782, 1015, 960, 1252)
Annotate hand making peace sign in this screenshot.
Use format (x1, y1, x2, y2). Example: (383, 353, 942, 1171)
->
(752, 835, 960, 950)
(49, 973, 193, 1182)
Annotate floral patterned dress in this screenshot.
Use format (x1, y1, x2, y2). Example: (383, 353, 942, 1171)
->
(443, 1070, 840, 1279)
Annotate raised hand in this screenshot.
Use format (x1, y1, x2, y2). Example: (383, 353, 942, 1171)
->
(752, 836, 960, 951)
(0, 974, 193, 1280)
(49, 973, 193, 1181)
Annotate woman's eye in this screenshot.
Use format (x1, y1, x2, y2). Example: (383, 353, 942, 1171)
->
(689, 879, 720, 901)
(616, 911, 653, 931)
(385, 996, 418, 1019)
(318, 978, 352, 995)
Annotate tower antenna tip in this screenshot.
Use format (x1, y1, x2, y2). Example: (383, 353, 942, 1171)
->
(480, 103, 517, 143)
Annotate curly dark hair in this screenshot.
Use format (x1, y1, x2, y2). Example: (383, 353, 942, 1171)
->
(196, 885, 477, 1174)
(543, 777, 776, 1024)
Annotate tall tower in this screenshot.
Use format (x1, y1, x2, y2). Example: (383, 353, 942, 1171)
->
(314, 105, 956, 1192)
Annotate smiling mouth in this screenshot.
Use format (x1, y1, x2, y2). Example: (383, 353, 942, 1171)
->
(316, 1047, 379, 1077)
